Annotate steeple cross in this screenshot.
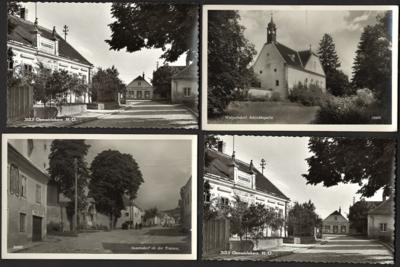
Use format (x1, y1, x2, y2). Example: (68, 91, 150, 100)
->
(63, 25, 69, 41)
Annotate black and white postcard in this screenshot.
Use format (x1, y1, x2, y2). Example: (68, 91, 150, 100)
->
(2, 134, 197, 259)
(202, 5, 398, 131)
(203, 135, 395, 263)
(6, 2, 199, 129)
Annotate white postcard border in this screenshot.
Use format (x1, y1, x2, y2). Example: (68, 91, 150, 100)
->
(202, 5, 398, 132)
(1, 134, 198, 260)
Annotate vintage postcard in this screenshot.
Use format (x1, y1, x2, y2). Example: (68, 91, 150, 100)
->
(202, 5, 398, 131)
(203, 135, 395, 263)
(6, 2, 199, 129)
(2, 134, 197, 259)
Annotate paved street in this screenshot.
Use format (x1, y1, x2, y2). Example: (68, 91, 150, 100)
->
(16, 226, 191, 254)
(73, 100, 198, 128)
(272, 235, 393, 264)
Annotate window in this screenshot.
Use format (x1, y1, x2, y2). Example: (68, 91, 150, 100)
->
(341, 225, 346, 233)
(184, 87, 191, 97)
(19, 213, 26, 232)
(325, 225, 330, 231)
(220, 197, 229, 207)
(44, 143, 47, 150)
(278, 209, 283, 218)
(27, 139, 34, 156)
(8, 59, 13, 70)
(274, 68, 277, 72)
(23, 64, 32, 73)
(275, 80, 279, 86)
(36, 184, 42, 204)
(138, 82, 141, 86)
(20, 175, 27, 198)
(334, 216, 337, 221)
(10, 164, 19, 195)
(259, 70, 263, 74)
(125, 212, 129, 217)
(380, 223, 387, 232)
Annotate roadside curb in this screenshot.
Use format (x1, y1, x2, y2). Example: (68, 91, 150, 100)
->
(178, 104, 199, 118)
(377, 240, 394, 254)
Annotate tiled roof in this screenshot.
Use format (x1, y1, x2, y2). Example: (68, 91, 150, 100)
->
(127, 75, 152, 87)
(8, 15, 92, 66)
(324, 210, 348, 221)
(275, 42, 303, 69)
(368, 197, 393, 216)
(205, 148, 289, 201)
(172, 64, 198, 80)
(298, 50, 312, 66)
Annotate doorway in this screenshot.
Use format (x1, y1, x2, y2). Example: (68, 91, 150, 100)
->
(32, 216, 42, 241)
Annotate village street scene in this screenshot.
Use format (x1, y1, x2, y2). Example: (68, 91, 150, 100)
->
(203, 135, 395, 264)
(6, 2, 198, 128)
(205, 7, 395, 127)
(5, 136, 194, 256)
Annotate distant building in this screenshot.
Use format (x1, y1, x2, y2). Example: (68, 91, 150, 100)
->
(180, 177, 192, 232)
(160, 213, 176, 227)
(251, 16, 326, 99)
(204, 143, 290, 238)
(7, 11, 93, 103)
(145, 215, 161, 226)
(116, 202, 145, 229)
(126, 74, 153, 100)
(322, 209, 349, 234)
(171, 64, 198, 104)
(367, 197, 394, 242)
(7, 142, 50, 248)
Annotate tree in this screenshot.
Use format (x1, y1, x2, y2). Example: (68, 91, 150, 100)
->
(7, 1, 22, 34)
(303, 137, 395, 198)
(352, 12, 392, 103)
(48, 140, 91, 230)
(287, 201, 321, 237)
(144, 207, 158, 223)
(318, 34, 340, 74)
(325, 69, 351, 96)
(348, 199, 372, 235)
(226, 195, 248, 241)
(106, 3, 198, 63)
(89, 150, 144, 229)
(152, 65, 175, 99)
(208, 10, 258, 116)
(91, 66, 126, 103)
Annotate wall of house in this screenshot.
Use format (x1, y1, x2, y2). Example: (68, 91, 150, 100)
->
(7, 161, 47, 248)
(171, 79, 198, 103)
(126, 79, 153, 100)
(287, 67, 326, 93)
(304, 54, 325, 76)
(252, 44, 287, 98)
(322, 215, 349, 234)
(8, 139, 51, 173)
(368, 214, 394, 240)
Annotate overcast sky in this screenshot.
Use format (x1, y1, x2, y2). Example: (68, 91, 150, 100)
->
(21, 2, 188, 84)
(239, 9, 386, 78)
(216, 135, 386, 219)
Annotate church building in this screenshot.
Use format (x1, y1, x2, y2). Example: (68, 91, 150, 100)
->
(251, 16, 326, 99)
(204, 142, 290, 238)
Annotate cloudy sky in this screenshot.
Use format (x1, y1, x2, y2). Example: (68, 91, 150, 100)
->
(21, 2, 189, 84)
(217, 135, 387, 219)
(238, 9, 387, 78)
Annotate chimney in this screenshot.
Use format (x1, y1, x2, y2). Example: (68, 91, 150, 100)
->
(217, 141, 224, 153)
(20, 8, 27, 20)
(142, 72, 145, 79)
(339, 207, 341, 214)
(249, 160, 254, 174)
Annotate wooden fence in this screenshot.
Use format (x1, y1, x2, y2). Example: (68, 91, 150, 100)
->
(203, 217, 230, 256)
(7, 81, 33, 123)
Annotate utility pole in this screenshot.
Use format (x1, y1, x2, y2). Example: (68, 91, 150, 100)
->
(74, 158, 78, 233)
(63, 25, 69, 41)
(260, 158, 266, 175)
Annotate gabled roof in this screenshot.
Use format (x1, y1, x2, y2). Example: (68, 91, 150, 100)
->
(205, 148, 289, 201)
(368, 197, 393, 216)
(275, 42, 303, 69)
(172, 63, 198, 80)
(127, 75, 152, 87)
(324, 210, 348, 221)
(8, 15, 92, 66)
(298, 50, 312, 66)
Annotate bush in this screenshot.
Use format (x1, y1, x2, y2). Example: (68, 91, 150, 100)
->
(289, 82, 326, 106)
(315, 89, 379, 124)
(270, 92, 281, 102)
(47, 221, 62, 233)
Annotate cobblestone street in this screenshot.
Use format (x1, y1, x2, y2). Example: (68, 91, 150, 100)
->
(271, 235, 393, 264)
(72, 101, 198, 128)
(16, 226, 191, 254)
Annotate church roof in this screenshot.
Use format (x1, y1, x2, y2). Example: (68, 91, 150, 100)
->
(205, 148, 290, 201)
(172, 63, 198, 80)
(368, 197, 393, 216)
(8, 15, 93, 66)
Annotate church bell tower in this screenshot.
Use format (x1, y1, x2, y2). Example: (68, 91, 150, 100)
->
(267, 15, 277, 44)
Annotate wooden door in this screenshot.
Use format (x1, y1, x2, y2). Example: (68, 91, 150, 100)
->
(32, 216, 42, 242)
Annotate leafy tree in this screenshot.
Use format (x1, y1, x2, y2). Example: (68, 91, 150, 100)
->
(352, 11, 392, 103)
(288, 201, 321, 237)
(326, 69, 351, 96)
(348, 199, 373, 234)
(91, 66, 126, 103)
(152, 65, 175, 99)
(89, 150, 144, 229)
(7, 1, 22, 34)
(144, 207, 158, 222)
(48, 140, 91, 230)
(106, 3, 198, 63)
(227, 195, 248, 241)
(318, 34, 340, 74)
(303, 137, 395, 197)
(208, 10, 258, 116)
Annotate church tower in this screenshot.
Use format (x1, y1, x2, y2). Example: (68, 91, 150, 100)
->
(267, 15, 277, 44)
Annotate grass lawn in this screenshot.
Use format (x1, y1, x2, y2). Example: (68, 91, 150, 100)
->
(209, 101, 320, 124)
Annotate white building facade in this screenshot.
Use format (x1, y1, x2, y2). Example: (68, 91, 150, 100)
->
(204, 146, 290, 238)
(7, 13, 93, 103)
